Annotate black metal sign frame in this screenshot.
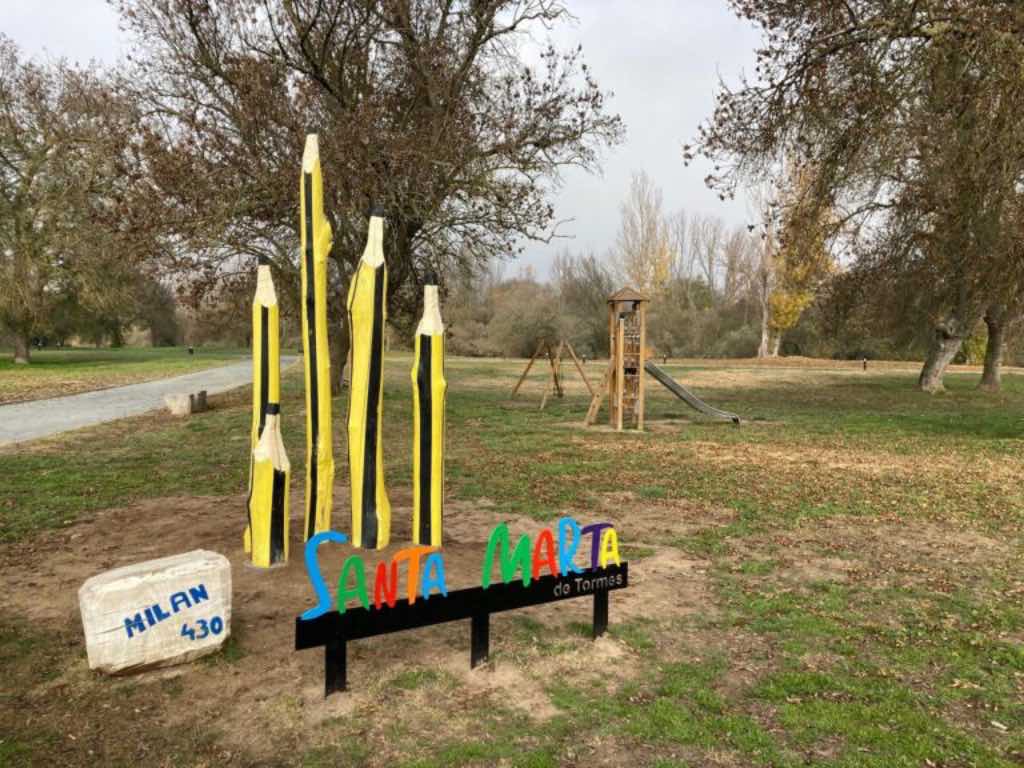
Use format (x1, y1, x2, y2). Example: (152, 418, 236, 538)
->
(295, 563, 629, 696)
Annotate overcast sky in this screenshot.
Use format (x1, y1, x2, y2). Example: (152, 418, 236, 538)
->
(3, 0, 763, 277)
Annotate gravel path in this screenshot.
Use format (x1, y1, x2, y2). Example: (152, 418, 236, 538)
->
(0, 357, 297, 446)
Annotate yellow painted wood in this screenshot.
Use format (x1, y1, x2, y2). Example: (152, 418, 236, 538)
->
(248, 412, 290, 568)
(347, 215, 391, 549)
(245, 263, 280, 554)
(411, 284, 447, 547)
(300, 135, 335, 540)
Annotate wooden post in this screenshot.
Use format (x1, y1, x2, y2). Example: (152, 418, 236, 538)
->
(607, 300, 617, 428)
(549, 341, 565, 398)
(637, 302, 646, 431)
(608, 301, 616, 359)
(566, 342, 594, 397)
(540, 342, 554, 410)
(511, 340, 545, 398)
(615, 319, 625, 431)
(584, 361, 611, 426)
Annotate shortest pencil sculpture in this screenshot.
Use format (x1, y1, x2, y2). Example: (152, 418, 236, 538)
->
(412, 271, 447, 547)
(247, 403, 290, 567)
(244, 255, 280, 555)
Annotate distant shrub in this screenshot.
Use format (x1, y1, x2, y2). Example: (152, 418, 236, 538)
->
(710, 326, 759, 358)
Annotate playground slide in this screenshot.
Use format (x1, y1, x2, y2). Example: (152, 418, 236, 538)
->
(644, 361, 741, 424)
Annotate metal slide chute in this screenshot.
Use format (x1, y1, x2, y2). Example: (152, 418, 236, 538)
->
(644, 361, 740, 425)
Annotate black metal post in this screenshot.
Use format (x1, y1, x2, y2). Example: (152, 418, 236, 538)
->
(325, 637, 347, 695)
(470, 611, 490, 667)
(593, 590, 609, 638)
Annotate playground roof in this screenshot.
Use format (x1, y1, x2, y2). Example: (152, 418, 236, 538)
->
(607, 287, 648, 303)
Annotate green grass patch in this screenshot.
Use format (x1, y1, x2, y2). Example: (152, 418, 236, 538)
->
(389, 667, 445, 690)
(5, 356, 1024, 765)
(621, 544, 657, 559)
(608, 618, 657, 651)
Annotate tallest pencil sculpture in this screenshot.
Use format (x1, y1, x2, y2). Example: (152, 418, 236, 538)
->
(300, 134, 335, 540)
(346, 206, 391, 549)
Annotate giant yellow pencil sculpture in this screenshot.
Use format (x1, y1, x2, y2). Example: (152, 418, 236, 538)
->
(248, 403, 291, 567)
(244, 256, 282, 557)
(412, 272, 446, 547)
(301, 134, 335, 541)
(346, 206, 390, 549)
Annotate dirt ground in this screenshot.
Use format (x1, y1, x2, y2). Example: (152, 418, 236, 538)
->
(0, 482, 714, 765)
(3, 476, 1020, 766)
(4, 355, 1022, 765)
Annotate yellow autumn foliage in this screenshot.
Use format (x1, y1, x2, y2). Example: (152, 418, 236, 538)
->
(768, 162, 835, 334)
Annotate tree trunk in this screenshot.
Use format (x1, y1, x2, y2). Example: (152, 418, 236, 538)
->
(328, 311, 350, 396)
(758, 301, 772, 358)
(756, 256, 773, 358)
(13, 331, 31, 364)
(770, 333, 782, 357)
(979, 304, 1005, 392)
(918, 318, 967, 393)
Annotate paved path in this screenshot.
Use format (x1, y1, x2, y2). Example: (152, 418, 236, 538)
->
(0, 357, 297, 446)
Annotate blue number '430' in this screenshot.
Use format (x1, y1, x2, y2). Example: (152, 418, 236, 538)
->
(180, 616, 224, 641)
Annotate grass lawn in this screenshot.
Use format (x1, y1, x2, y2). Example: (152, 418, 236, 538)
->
(1, 355, 1022, 766)
(0, 346, 249, 404)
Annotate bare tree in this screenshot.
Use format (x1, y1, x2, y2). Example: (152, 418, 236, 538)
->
(0, 37, 156, 362)
(552, 249, 614, 356)
(610, 171, 673, 295)
(118, 0, 624, 390)
(721, 226, 749, 306)
(693, 1, 1024, 390)
(976, 193, 1024, 390)
(689, 214, 725, 302)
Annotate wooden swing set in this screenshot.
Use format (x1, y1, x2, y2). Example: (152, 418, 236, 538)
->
(510, 287, 740, 429)
(509, 338, 594, 410)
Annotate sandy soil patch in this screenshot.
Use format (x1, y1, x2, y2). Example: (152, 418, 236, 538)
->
(0, 484, 715, 763)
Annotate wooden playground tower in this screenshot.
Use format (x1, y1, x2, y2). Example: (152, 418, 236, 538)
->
(586, 288, 647, 431)
(513, 287, 738, 428)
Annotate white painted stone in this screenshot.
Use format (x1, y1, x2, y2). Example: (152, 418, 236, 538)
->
(164, 393, 193, 416)
(78, 550, 232, 674)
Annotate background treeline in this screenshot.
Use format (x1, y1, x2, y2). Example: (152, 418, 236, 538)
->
(445, 170, 1023, 366)
(444, 257, 1024, 365)
(3, 1, 1023, 394)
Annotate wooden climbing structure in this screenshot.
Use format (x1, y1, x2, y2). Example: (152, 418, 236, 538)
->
(585, 288, 647, 431)
(511, 339, 594, 410)
(584, 286, 740, 429)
